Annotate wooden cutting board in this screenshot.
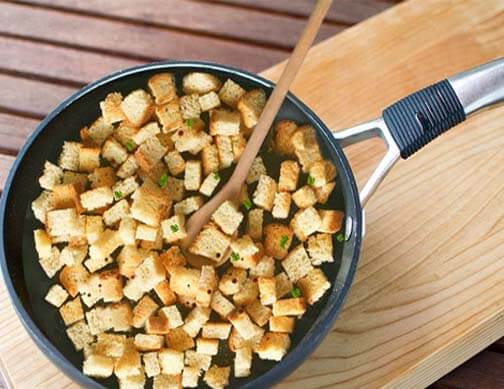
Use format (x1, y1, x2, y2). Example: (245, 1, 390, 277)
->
(1, 0, 503, 387)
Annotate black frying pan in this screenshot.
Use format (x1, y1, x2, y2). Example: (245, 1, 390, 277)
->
(0, 59, 502, 388)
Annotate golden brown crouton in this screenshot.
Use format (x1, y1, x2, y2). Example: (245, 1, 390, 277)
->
(49, 184, 83, 213)
(204, 365, 230, 389)
(45, 284, 68, 307)
(78, 147, 101, 173)
(237, 88, 266, 128)
(133, 294, 159, 328)
(219, 78, 246, 108)
(182, 307, 211, 338)
(131, 180, 172, 227)
(34, 229, 52, 259)
(234, 346, 252, 378)
(169, 266, 200, 299)
(165, 151, 186, 176)
(134, 333, 164, 351)
(298, 268, 331, 305)
(196, 265, 218, 308)
(100, 92, 125, 124)
(292, 185, 318, 209)
(132, 121, 161, 145)
(272, 298, 306, 316)
(318, 209, 344, 233)
(211, 200, 243, 235)
(246, 156, 267, 184)
(154, 280, 177, 306)
(180, 93, 202, 119)
(148, 73, 177, 104)
(258, 277, 277, 306)
(62, 171, 88, 193)
(218, 267, 247, 296)
(83, 354, 114, 378)
(124, 254, 166, 300)
(314, 181, 336, 204)
(184, 160, 202, 191)
(185, 350, 212, 372)
(115, 339, 142, 378)
(282, 244, 313, 282)
(202, 322, 232, 339)
(290, 206, 322, 241)
(233, 278, 258, 307)
(156, 100, 184, 133)
(255, 332, 290, 361)
(59, 297, 84, 325)
(196, 337, 218, 356)
(271, 192, 292, 219)
(88, 167, 117, 189)
(247, 208, 263, 242)
(231, 134, 246, 162)
(135, 223, 159, 241)
(117, 155, 139, 179)
(263, 224, 293, 260)
(166, 328, 195, 352)
(252, 175, 276, 211)
(46, 208, 85, 238)
(275, 272, 293, 298)
(38, 247, 63, 278)
(66, 320, 94, 351)
(209, 109, 241, 136)
(245, 299, 272, 327)
(211, 290, 235, 320)
(307, 233, 333, 265)
(183, 72, 221, 95)
(189, 224, 231, 262)
(269, 316, 295, 333)
(292, 125, 323, 172)
(80, 187, 114, 211)
(200, 143, 220, 175)
(199, 91, 221, 111)
(215, 135, 234, 169)
(135, 136, 168, 172)
(159, 348, 184, 375)
(228, 309, 263, 341)
(159, 305, 184, 329)
(31, 191, 53, 224)
(308, 160, 337, 187)
(58, 141, 81, 171)
(121, 89, 154, 127)
(249, 255, 274, 278)
(59, 262, 89, 297)
(153, 374, 181, 389)
(273, 120, 298, 156)
(160, 246, 187, 272)
(146, 315, 171, 335)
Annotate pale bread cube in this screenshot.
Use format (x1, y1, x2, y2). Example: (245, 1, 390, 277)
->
(229, 235, 258, 259)
(275, 272, 293, 299)
(282, 244, 313, 282)
(165, 151, 186, 176)
(183, 307, 211, 337)
(148, 73, 177, 104)
(183, 72, 221, 95)
(39, 161, 63, 190)
(124, 255, 166, 300)
(88, 166, 116, 189)
(298, 268, 331, 305)
(271, 192, 291, 219)
(134, 333, 164, 351)
(58, 141, 81, 171)
(189, 224, 231, 262)
(252, 175, 276, 211)
(228, 309, 263, 341)
(290, 206, 322, 241)
(215, 136, 234, 169)
(209, 109, 241, 136)
(103, 199, 130, 226)
(249, 255, 274, 278)
(83, 354, 114, 378)
(166, 328, 195, 351)
(159, 305, 184, 329)
(89, 229, 122, 261)
(292, 185, 317, 208)
(256, 332, 290, 361)
(60, 245, 87, 266)
(59, 297, 84, 325)
(246, 156, 266, 184)
(211, 290, 235, 320)
(132, 122, 161, 145)
(135, 136, 168, 172)
(204, 365, 230, 389)
(199, 173, 220, 197)
(233, 278, 259, 307)
(292, 125, 323, 172)
(180, 94, 202, 119)
(164, 176, 185, 202)
(211, 200, 243, 235)
(169, 267, 200, 299)
(171, 122, 211, 155)
(156, 100, 184, 133)
(201, 144, 220, 176)
(39, 247, 62, 278)
(182, 366, 200, 388)
(196, 266, 218, 308)
(309, 160, 337, 187)
(159, 348, 184, 375)
(154, 280, 177, 306)
(114, 121, 138, 148)
(307, 233, 333, 265)
(185, 350, 212, 372)
(314, 181, 336, 204)
(133, 295, 159, 328)
(115, 339, 142, 378)
(199, 91, 221, 111)
(102, 138, 128, 166)
(59, 262, 89, 297)
(245, 299, 272, 327)
(219, 78, 246, 108)
(146, 315, 170, 334)
(31, 191, 53, 224)
(109, 302, 133, 332)
(45, 284, 68, 307)
(112, 176, 139, 200)
(202, 322, 232, 339)
(264, 223, 293, 260)
(269, 316, 295, 333)
(80, 187, 114, 211)
(78, 147, 101, 173)
(130, 180, 172, 227)
(83, 254, 113, 274)
(234, 346, 252, 378)
(258, 277, 277, 306)
(121, 89, 154, 127)
(117, 245, 143, 278)
(46, 208, 84, 238)
(228, 327, 264, 353)
(247, 208, 263, 241)
(153, 374, 181, 389)
(160, 214, 186, 243)
(119, 370, 146, 389)
(85, 306, 110, 335)
(94, 333, 126, 357)
(318, 209, 344, 233)
(84, 116, 114, 146)
(135, 224, 158, 241)
(174, 195, 204, 216)
(196, 337, 218, 356)
(218, 267, 247, 296)
(66, 320, 94, 351)
(34, 229, 52, 259)
(80, 269, 123, 306)
(100, 92, 125, 124)
(143, 352, 161, 377)
(272, 298, 306, 316)
(237, 88, 266, 128)
(184, 160, 202, 191)
(117, 155, 139, 179)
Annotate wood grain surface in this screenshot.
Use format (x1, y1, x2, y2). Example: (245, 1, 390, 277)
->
(0, 0, 503, 388)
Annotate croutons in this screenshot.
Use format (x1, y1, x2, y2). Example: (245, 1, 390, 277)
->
(298, 268, 331, 305)
(290, 206, 322, 241)
(135, 333, 164, 351)
(196, 266, 218, 308)
(154, 280, 177, 306)
(183, 72, 221, 95)
(314, 181, 336, 204)
(292, 185, 318, 208)
(135, 136, 168, 172)
(274, 120, 298, 156)
(31, 191, 52, 224)
(196, 338, 219, 355)
(143, 351, 161, 377)
(271, 192, 291, 219)
(258, 277, 277, 306)
(100, 92, 125, 124)
(83, 354, 115, 378)
(58, 141, 81, 171)
(204, 365, 230, 389)
(245, 299, 272, 327)
(103, 199, 130, 226)
(272, 298, 306, 316)
(102, 138, 128, 166)
(189, 224, 231, 262)
(153, 374, 181, 389)
(183, 307, 211, 338)
(211, 290, 235, 320)
(219, 78, 246, 108)
(185, 350, 212, 372)
(215, 136, 234, 169)
(318, 209, 344, 233)
(246, 156, 267, 184)
(211, 200, 243, 235)
(45, 284, 69, 307)
(269, 316, 295, 333)
(115, 339, 142, 378)
(34, 229, 52, 259)
(264, 224, 293, 260)
(148, 73, 177, 105)
(199, 91, 221, 111)
(159, 305, 184, 329)
(121, 89, 154, 127)
(66, 320, 94, 351)
(247, 208, 263, 241)
(218, 267, 247, 296)
(161, 214, 187, 243)
(252, 175, 276, 211)
(256, 332, 290, 361)
(80, 187, 114, 211)
(228, 309, 263, 341)
(169, 267, 200, 299)
(39, 247, 63, 278)
(202, 322, 232, 339)
(200, 172, 220, 197)
(133, 295, 159, 328)
(174, 195, 203, 216)
(180, 94, 202, 120)
(209, 109, 241, 136)
(282, 244, 313, 282)
(39, 161, 63, 190)
(132, 122, 161, 145)
(158, 348, 184, 375)
(184, 160, 202, 191)
(309, 160, 337, 187)
(307, 233, 333, 265)
(131, 180, 171, 227)
(167, 328, 195, 351)
(165, 150, 186, 176)
(237, 88, 266, 128)
(59, 297, 84, 325)
(233, 278, 258, 307)
(292, 125, 323, 172)
(156, 100, 184, 133)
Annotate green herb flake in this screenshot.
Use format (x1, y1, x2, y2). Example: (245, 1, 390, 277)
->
(336, 233, 345, 242)
(291, 288, 302, 298)
(230, 251, 240, 262)
(184, 118, 193, 127)
(307, 175, 316, 185)
(126, 140, 135, 152)
(170, 224, 179, 233)
(213, 171, 221, 180)
(279, 235, 289, 249)
(114, 191, 123, 200)
(159, 173, 169, 188)
(243, 198, 253, 210)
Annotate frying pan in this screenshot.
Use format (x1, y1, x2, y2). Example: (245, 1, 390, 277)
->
(0, 58, 503, 388)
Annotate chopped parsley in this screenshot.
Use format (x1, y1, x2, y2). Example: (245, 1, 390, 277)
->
(279, 235, 289, 249)
(184, 118, 193, 127)
(243, 198, 253, 210)
(213, 171, 221, 180)
(159, 173, 169, 188)
(170, 224, 179, 233)
(113, 190, 123, 200)
(291, 288, 302, 298)
(307, 175, 316, 185)
(230, 251, 240, 262)
(126, 140, 135, 151)
(336, 233, 345, 242)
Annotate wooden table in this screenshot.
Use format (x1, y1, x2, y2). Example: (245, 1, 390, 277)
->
(0, 0, 503, 388)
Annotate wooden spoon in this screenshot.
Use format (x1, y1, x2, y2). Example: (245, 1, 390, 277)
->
(181, 0, 334, 261)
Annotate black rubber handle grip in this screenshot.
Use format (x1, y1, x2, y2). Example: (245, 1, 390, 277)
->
(383, 80, 466, 159)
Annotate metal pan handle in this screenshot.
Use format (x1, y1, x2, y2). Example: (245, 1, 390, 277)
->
(334, 58, 504, 207)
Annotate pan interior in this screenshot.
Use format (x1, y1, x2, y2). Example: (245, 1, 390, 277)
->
(1, 62, 361, 388)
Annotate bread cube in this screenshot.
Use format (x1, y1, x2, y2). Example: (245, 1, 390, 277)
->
(156, 100, 184, 133)
(59, 262, 89, 297)
(185, 350, 212, 372)
(88, 229, 122, 262)
(39, 161, 63, 190)
(133, 294, 159, 328)
(116, 245, 141, 279)
(153, 374, 181, 389)
(273, 120, 298, 156)
(202, 322, 232, 339)
(215, 136, 234, 169)
(199, 173, 220, 197)
(165, 151, 186, 176)
(180, 93, 202, 119)
(195, 266, 217, 307)
(209, 109, 241, 136)
(121, 89, 154, 127)
(115, 339, 142, 378)
(88, 166, 117, 189)
(83, 354, 114, 378)
(159, 305, 184, 329)
(117, 155, 139, 179)
(307, 233, 333, 265)
(174, 195, 203, 216)
(59, 297, 84, 325)
(258, 277, 277, 306)
(146, 315, 171, 335)
(271, 192, 291, 219)
(31, 191, 53, 224)
(182, 366, 200, 388)
(159, 348, 184, 375)
(184, 160, 202, 191)
(292, 185, 317, 208)
(34, 229, 52, 259)
(48, 184, 83, 213)
(246, 156, 266, 184)
(109, 303, 133, 332)
(172, 122, 211, 155)
(318, 209, 344, 233)
(125, 255, 166, 300)
(153, 280, 176, 306)
(228, 327, 264, 353)
(298, 268, 331, 305)
(309, 160, 337, 187)
(256, 332, 290, 361)
(204, 365, 230, 389)
(290, 206, 322, 241)
(245, 299, 272, 327)
(275, 272, 293, 298)
(77, 148, 103, 175)
(183, 72, 221, 95)
(231, 134, 246, 162)
(135, 136, 168, 172)
(199, 91, 221, 111)
(219, 78, 246, 108)
(112, 176, 139, 201)
(160, 246, 187, 272)
(93, 333, 126, 358)
(263, 224, 293, 260)
(143, 352, 161, 377)
(269, 316, 295, 333)
(132, 121, 161, 145)
(38, 247, 62, 278)
(211, 200, 243, 235)
(272, 298, 306, 316)
(201, 144, 220, 176)
(211, 290, 235, 320)
(66, 320, 94, 351)
(169, 267, 200, 299)
(148, 73, 177, 104)
(103, 138, 128, 167)
(217, 267, 245, 296)
(45, 284, 68, 307)
(292, 125, 323, 172)
(249, 255, 274, 278)
(80, 187, 113, 211)
(58, 141, 81, 171)
(134, 333, 164, 352)
(80, 269, 123, 306)
(131, 180, 172, 227)
(247, 208, 263, 241)
(83, 254, 112, 274)
(196, 338, 218, 356)
(103, 199, 130, 227)
(134, 224, 157, 242)
(228, 310, 263, 341)
(114, 121, 138, 148)
(164, 176, 185, 202)
(282, 244, 313, 282)
(234, 346, 252, 378)
(189, 224, 231, 262)
(252, 175, 276, 211)
(233, 278, 258, 307)
(314, 181, 336, 204)
(85, 116, 114, 146)
(237, 88, 266, 128)
(98, 92, 125, 124)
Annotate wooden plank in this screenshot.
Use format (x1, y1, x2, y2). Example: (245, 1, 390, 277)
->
(0, 2, 287, 73)
(0, 154, 15, 191)
(203, 0, 393, 25)
(431, 351, 504, 388)
(16, 0, 343, 50)
(0, 35, 142, 85)
(0, 113, 38, 153)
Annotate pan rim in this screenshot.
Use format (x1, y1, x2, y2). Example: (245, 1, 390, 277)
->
(0, 60, 362, 388)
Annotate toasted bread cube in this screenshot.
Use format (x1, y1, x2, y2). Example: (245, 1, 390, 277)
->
(199, 91, 220, 111)
(133, 295, 159, 328)
(80, 269, 123, 306)
(234, 346, 252, 378)
(308, 160, 337, 188)
(159, 305, 184, 329)
(179, 93, 201, 120)
(202, 322, 231, 339)
(219, 78, 246, 108)
(315, 181, 336, 204)
(166, 328, 195, 351)
(85, 306, 109, 335)
(48, 183, 82, 212)
(233, 278, 258, 307)
(171, 121, 211, 154)
(169, 266, 200, 299)
(245, 299, 272, 327)
(246, 157, 266, 184)
(269, 316, 294, 333)
(196, 266, 218, 307)
(292, 185, 317, 208)
(39, 161, 63, 190)
(152, 374, 181, 389)
(158, 348, 184, 375)
(80, 187, 113, 211)
(131, 180, 172, 227)
(89, 229, 122, 261)
(209, 109, 240, 136)
(204, 365, 230, 389)
(275, 272, 293, 299)
(109, 303, 133, 332)
(121, 89, 154, 127)
(231, 133, 246, 162)
(181, 306, 210, 338)
(83, 354, 114, 378)
(249, 255, 274, 278)
(115, 339, 142, 378)
(183, 72, 221, 95)
(88, 166, 116, 189)
(117, 245, 142, 279)
(247, 208, 263, 241)
(117, 155, 139, 179)
(143, 352, 161, 378)
(318, 209, 344, 233)
(38, 247, 63, 278)
(114, 120, 137, 146)
(219, 267, 247, 296)
(163, 176, 185, 202)
(258, 277, 277, 306)
(237, 89, 266, 128)
(134, 333, 164, 351)
(185, 350, 212, 372)
(273, 298, 306, 316)
(256, 332, 290, 361)
(271, 192, 291, 219)
(59, 297, 84, 325)
(59, 262, 89, 297)
(86, 116, 114, 146)
(146, 315, 171, 335)
(189, 224, 231, 261)
(118, 367, 146, 389)
(135, 224, 158, 241)
(160, 246, 187, 272)
(182, 366, 199, 388)
(164, 151, 185, 176)
(229, 235, 258, 259)
(31, 191, 53, 224)
(99, 92, 125, 124)
(264, 224, 293, 260)
(199, 173, 220, 197)
(112, 176, 139, 201)
(215, 135, 234, 169)
(102, 199, 130, 227)
(59, 244, 85, 267)
(153, 280, 176, 306)
(65, 320, 94, 351)
(125, 255, 166, 299)
(156, 100, 184, 133)
(194, 338, 218, 356)
(211, 200, 243, 235)
(148, 73, 177, 104)
(210, 290, 235, 319)
(290, 206, 322, 241)
(83, 254, 112, 274)
(252, 175, 276, 211)
(132, 121, 161, 145)
(94, 333, 126, 357)
(62, 171, 88, 193)
(45, 284, 68, 307)
(228, 309, 263, 341)
(274, 120, 298, 157)
(78, 146, 101, 174)
(201, 143, 220, 175)
(184, 160, 202, 191)
(307, 233, 333, 265)
(34, 229, 52, 259)
(228, 327, 264, 352)
(58, 141, 81, 171)
(135, 136, 168, 172)
(282, 244, 313, 282)
(292, 125, 323, 172)
(298, 268, 331, 305)
(174, 195, 203, 216)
